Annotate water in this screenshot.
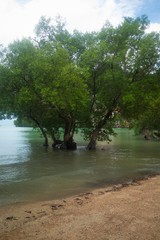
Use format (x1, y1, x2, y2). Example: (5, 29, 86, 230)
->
(0, 125, 160, 206)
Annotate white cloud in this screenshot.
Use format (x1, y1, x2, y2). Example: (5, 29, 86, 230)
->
(146, 23, 160, 33)
(0, 0, 158, 46)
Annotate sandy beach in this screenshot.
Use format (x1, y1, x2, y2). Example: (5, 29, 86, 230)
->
(0, 175, 160, 240)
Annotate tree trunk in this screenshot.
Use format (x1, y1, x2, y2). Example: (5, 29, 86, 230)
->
(87, 109, 113, 150)
(60, 118, 77, 150)
(64, 118, 73, 142)
(29, 115, 49, 147)
(40, 127, 49, 146)
(86, 128, 99, 150)
(87, 93, 122, 150)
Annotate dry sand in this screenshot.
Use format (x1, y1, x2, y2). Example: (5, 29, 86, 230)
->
(0, 175, 160, 240)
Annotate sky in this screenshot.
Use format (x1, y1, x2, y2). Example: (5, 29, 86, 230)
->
(0, 0, 160, 46)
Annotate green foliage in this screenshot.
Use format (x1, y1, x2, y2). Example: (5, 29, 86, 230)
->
(14, 117, 35, 127)
(78, 15, 160, 144)
(0, 15, 160, 148)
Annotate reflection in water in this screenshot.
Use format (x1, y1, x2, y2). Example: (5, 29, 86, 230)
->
(0, 126, 160, 206)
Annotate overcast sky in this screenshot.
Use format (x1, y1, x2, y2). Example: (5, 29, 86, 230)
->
(0, 0, 160, 45)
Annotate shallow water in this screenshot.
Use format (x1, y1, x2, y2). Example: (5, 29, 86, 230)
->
(0, 125, 160, 206)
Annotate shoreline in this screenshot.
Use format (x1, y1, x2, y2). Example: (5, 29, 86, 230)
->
(0, 174, 160, 240)
(1, 172, 159, 208)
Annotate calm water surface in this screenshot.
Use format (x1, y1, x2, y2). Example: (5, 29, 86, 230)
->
(0, 125, 160, 206)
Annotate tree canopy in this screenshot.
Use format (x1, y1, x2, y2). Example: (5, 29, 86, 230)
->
(0, 15, 160, 149)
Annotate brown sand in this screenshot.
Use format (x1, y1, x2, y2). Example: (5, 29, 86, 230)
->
(0, 175, 160, 240)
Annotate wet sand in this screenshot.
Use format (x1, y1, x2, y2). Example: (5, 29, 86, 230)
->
(0, 175, 160, 240)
